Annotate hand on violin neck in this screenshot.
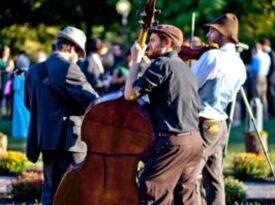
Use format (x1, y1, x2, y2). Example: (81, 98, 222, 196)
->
(130, 42, 147, 64)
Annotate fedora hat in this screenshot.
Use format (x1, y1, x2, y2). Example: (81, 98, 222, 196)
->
(149, 24, 183, 48)
(57, 26, 87, 57)
(205, 13, 239, 44)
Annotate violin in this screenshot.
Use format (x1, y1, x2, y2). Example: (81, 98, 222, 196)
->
(178, 41, 249, 61)
(178, 42, 219, 61)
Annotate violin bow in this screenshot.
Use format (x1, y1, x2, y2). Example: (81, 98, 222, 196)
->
(137, 0, 159, 48)
(190, 12, 196, 49)
(188, 12, 196, 68)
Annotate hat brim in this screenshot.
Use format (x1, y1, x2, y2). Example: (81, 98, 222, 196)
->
(57, 32, 86, 58)
(204, 24, 239, 44)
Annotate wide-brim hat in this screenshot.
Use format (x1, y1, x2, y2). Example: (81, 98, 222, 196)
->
(205, 13, 239, 44)
(57, 26, 87, 57)
(149, 24, 183, 48)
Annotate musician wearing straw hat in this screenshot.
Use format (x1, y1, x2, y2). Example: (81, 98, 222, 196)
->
(191, 13, 247, 205)
(24, 26, 98, 205)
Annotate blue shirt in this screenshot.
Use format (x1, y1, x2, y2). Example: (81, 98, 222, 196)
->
(192, 43, 247, 120)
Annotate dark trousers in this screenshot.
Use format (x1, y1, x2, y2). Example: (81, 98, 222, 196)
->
(139, 132, 203, 205)
(196, 120, 227, 205)
(41, 151, 73, 205)
(267, 77, 275, 117)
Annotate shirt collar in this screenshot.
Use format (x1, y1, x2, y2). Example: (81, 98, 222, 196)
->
(220, 43, 236, 52)
(164, 51, 178, 57)
(151, 51, 177, 60)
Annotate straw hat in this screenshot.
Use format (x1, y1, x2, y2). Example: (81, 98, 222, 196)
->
(57, 26, 87, 57)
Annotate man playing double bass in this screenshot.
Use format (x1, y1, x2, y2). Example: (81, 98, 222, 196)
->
(124, 24, 203, 205)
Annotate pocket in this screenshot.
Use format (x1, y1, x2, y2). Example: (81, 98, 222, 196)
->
(151, 139, 174, 156)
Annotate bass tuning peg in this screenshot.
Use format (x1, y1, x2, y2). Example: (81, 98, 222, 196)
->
(153, 20, 159, 26)
(138, 20, 144, 25)
(139, 11, 147, 17)
(154, 9, 161, 15)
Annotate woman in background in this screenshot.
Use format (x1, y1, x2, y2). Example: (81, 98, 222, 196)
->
(12, 54, 30, 139)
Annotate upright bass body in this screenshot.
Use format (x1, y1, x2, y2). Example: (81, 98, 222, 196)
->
(53, 92, 153, 205)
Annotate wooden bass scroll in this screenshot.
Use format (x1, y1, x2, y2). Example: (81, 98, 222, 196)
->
(137, 0, 158, 47)
(53, 92, 154, 205)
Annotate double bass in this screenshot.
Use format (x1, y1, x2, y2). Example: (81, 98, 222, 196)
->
(53, 1, 158, 204)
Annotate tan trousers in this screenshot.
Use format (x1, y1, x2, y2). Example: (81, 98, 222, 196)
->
(196, 120, 227, 205)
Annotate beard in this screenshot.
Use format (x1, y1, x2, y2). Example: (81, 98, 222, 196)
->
(146, 44, 163, 59)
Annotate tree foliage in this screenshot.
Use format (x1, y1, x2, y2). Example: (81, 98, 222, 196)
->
(0, 24, 58, 61)
(0, 0, 274, 57)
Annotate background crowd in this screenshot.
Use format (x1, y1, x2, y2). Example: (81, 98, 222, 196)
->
(0, 35, 274, 139)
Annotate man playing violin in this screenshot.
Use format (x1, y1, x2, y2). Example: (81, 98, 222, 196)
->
(124, 24, 203, 205)
(191, 13, 247, 205)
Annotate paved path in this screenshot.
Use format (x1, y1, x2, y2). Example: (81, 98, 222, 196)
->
(244, 182, 275, 202)
(0, 176, 15, 195)
(1, 177, 275, 203)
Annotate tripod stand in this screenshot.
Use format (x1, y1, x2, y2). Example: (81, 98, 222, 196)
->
(224, 86, 275, 177)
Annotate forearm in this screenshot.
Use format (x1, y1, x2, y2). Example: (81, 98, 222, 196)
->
(124, 61, 139, 100)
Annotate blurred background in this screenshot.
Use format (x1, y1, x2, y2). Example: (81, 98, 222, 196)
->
(0, 0, 274, 63)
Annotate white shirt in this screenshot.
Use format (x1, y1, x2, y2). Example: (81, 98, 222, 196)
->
(252, 50, 271, 76)
(191, 43, 247, 120)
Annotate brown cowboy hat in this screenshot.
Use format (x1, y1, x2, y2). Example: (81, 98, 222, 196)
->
(205, 13, 239, 44)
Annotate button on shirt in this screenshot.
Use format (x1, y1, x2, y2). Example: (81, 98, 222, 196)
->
(133, 52, 201, 135)
(192, 43, 247, 120)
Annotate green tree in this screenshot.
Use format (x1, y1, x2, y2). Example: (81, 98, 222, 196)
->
(0, 0, 274, 56)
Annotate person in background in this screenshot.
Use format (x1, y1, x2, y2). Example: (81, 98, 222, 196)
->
(260, 38, 275, 117)
(111, 42, 125, 69)
(249, 42, 271, 118)
(36, 50, 47, 63)
(0, 46, 14, 119)
(124, 24, 203, 205)
(110, 49, 131, 91)
(191, 13, 247, 205)
(24, 26, 98, 205)
(12, 54, 30, 139)
(81, 38, 108, 95)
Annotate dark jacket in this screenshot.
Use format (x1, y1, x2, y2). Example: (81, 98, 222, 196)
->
(24, 52, 98, 162)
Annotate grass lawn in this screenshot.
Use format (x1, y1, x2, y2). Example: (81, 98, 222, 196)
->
(1, 117, 275, 173)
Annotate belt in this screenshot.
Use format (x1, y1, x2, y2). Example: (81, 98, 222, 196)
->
(157, 131, 193, 137)
(198, 117, 221, 123)
(156, 131, 200, 145)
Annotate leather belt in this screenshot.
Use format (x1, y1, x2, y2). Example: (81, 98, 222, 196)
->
(198, 117, 220, 123)
(156, 131, 200, 145)
(157, 132, 193, 137)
